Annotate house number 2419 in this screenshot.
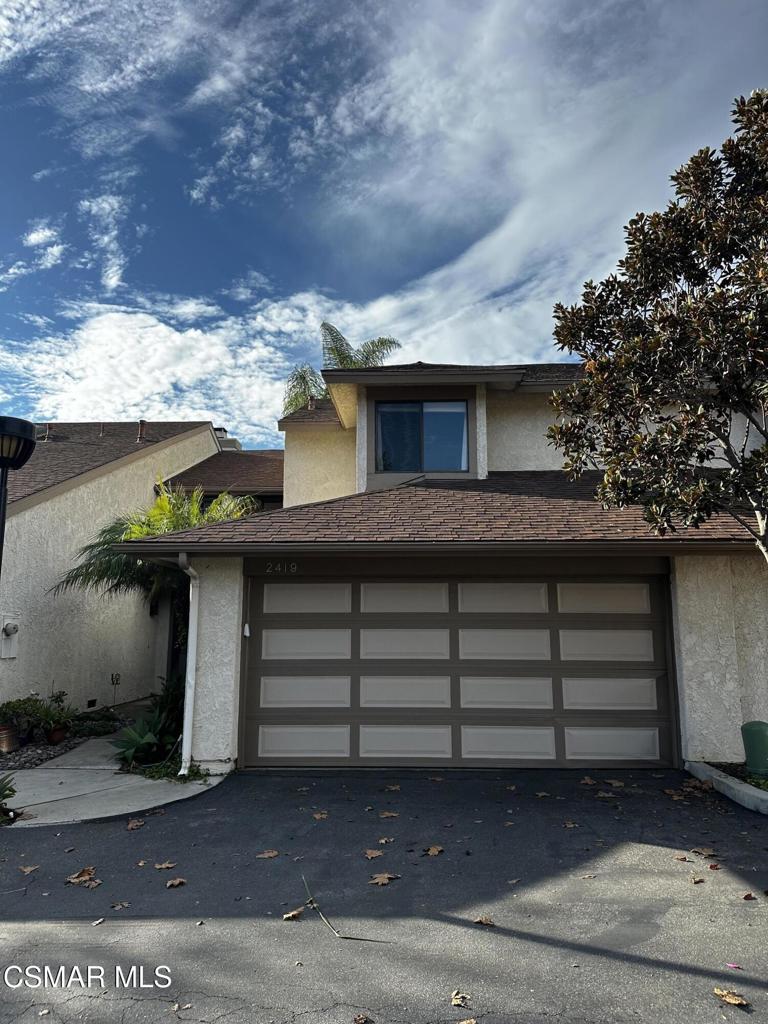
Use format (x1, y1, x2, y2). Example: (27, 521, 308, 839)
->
(265, 561, 299, 575)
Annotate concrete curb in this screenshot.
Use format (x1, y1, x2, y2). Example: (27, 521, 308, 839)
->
(686, 760, 768, 816)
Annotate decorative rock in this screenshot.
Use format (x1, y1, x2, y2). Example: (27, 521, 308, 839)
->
(0, 736, 88, 771)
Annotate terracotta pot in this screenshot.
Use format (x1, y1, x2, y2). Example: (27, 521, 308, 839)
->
(45, 726, 68, 746)
(0, 725, 19, 754)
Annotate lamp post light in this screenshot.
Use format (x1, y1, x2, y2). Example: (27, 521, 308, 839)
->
(0, 417, 37, 583)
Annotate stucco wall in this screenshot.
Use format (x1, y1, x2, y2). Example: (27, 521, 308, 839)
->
(282, 424, 357, 507)
(671, 553, 768, 762)
(0, 427, 218, 709)
(188, 557, 243, 773)
(486, 392, 563, 471)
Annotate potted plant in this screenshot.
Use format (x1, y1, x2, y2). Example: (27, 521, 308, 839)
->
(38, 702, 75, 745)
(2, 695, 46, 745)
(0, 707, 19, 755)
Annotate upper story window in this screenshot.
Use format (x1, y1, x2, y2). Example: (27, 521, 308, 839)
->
(375, 400, 469, 472)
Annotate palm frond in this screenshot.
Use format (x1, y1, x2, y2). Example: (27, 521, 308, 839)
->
(53, 482, 258, 599)
(321, 321, 355, 368)
(354, 335, 401, 367)
(282, 363, 327, 415)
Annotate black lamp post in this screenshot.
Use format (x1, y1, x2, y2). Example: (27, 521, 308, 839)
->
(0, 417, 37, 583)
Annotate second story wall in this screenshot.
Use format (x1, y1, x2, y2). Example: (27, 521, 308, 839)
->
(283, 424, 357, 507)
(486, 391, 563, 471)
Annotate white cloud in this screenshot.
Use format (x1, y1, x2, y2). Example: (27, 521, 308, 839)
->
(225, 269, 272, 303)
(78, 193, 129, 291)
(23, 219, 59, 248)
(0, 296, 307, 445)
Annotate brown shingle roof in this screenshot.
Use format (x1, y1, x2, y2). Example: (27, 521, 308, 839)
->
(278, 399, 340, 427)
(120, 472, 752, 552)
(324, 361, 583, 381)
(166, 450, 284, 496)
(8, 421, 211, 504)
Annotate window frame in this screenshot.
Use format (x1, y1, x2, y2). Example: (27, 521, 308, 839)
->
(374, 398, 470, 474)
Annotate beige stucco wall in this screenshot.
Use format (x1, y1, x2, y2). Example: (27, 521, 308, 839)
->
(187, 557, 243, 773)
(0, 427, 219, 709)
(671, 553, 768, 762)
(486, 391, 563, 471)
(282, 424, 357, 507)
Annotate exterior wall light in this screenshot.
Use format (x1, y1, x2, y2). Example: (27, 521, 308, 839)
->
(0, 417, 37, 581)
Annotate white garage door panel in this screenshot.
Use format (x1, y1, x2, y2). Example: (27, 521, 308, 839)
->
(260, 676, 351, 708)
(562, 677, 657, 710)
(559, 629, 654, 662)
(262, 628, 351, 659)
(359, 725, 452, 758)
(564, 727, 660, 760)
(263, 582, 351, 613)
(248, 577, 670, 767)
(458, 581, 548, 613)
(557, 582, 651, 614)
(259, 725, 350, 757)
(360, 628, 450, 659)
(361, 582, 449, 613)
(460, 676, 553, 708)
(462, 726, 556, 759)
(360, 676, 451, 707)
(460, 629, 551, 660)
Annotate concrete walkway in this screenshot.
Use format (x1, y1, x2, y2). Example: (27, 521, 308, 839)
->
(10, 736, 220, 827)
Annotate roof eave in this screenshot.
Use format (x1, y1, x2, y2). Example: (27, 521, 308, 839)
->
(115, 538, 756, 559)
(321, 368, 526, 386)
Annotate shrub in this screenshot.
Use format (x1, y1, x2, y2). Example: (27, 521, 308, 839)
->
(0, 697, 48, 740)
(111, 710, 176, 767)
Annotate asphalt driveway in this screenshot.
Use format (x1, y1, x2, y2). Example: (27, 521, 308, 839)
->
(0, 769, 766, 1024)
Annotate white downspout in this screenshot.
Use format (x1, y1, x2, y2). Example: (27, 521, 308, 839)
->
(178, 553, 199, 776)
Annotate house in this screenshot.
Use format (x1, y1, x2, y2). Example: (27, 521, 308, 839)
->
(121, 363, 768, 774)
(166, 442, 284, 511)
(0, 421, 283, 710)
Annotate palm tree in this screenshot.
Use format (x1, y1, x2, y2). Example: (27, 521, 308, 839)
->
(282, 321, 401, 414)
(53, 482, 256, 604)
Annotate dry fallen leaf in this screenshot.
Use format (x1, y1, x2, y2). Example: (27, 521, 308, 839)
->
(384, 784, 400, 792)
(474, 915, 495, 927)
(457, 1019, 477, 1024)
(429, 776, 444, 782)
(379, 811, 399, 819)
(255, 850, 279, 859)
(708, 863, 721, 871)
(596, 791, 617, 799)
(691, 877, 705, 884)
(424, 845, 444, 857)
(19, 865, 39, 875)
(172, 1004, 192, 1012)
(580, 776, 597, 786)
(603, 779, 625, 788)
(282, 906, 305, 921)
(136, 860, 146, 867)
(126, 818, 144, 831)
(507, 878, 521, 885)
(691, 846, 715, 857)
(111, 901, 130, 910)
(580, 873, 596, 880)
(38, 1011, 50, 1017)
(166, 877, 186, 889)
(353, 1015, 375, 1024)
(368, 872, 401, 886)
(563, 821, 579, 829)
(713, 987, 749, 1007)
(154, 861, 177, 870)
(742, 892, 757, 901)
(66, 866, 101, 888)
(506, 784, 517, 792)
(312, 811, 329, 820)
(378, 837, 394, 844)
(91, 918, 104, 927)
(364, 849, 384, 860)
(535, 791, 550, 798)
(504, 821, 515, 827)
(674, 855, 691, 862)
(451, 990, 470, 1008)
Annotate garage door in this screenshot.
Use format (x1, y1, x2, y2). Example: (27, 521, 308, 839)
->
(241, 576, 674, 767)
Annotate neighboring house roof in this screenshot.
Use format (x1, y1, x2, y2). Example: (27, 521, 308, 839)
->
(119, 471, 752, 554)
(8, 421, 211, 505)
(278, 399, 340, 428)
(165, 450, 284, 496)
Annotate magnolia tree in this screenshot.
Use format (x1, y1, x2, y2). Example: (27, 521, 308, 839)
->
(549, 91, 768, 561)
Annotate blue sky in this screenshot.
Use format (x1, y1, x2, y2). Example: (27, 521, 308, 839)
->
(0, 0, 766, 447)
